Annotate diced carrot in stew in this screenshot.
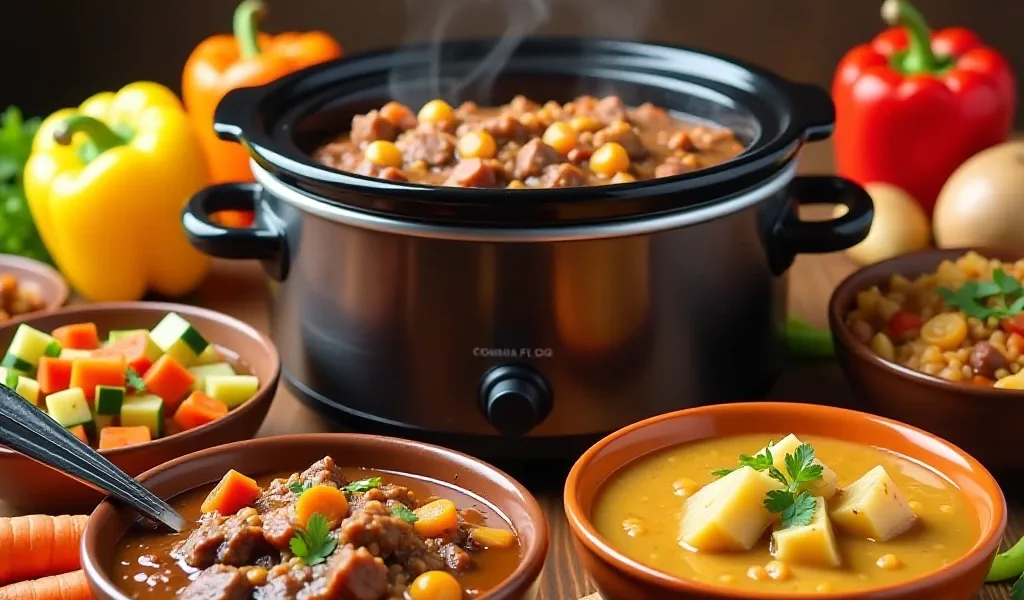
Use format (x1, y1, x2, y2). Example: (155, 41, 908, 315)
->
(67, 424, 89, 445)
(69, 356, 127, 403)
(37, 357, 73, 395)
(413, 499, 459, 538)
(295, 485, 350, 527)
(142, 355, 195, 412)
(93, 331, 155, 376)
(201, 470, 261, 515)
(972, 375, 996, 387)
(173, 391, 229, 431)
(50, 323, 101, 350)
(469, 526, 517, 549)
(97, 426, 151, 450)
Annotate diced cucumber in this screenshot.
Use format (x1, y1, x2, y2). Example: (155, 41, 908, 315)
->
(45, 388, 93, 428)
(188, 362, 236, 390)
(93, 413, 117, 431)
(95, 385, 126, 415)
(2, 371, 41, 406)
(59, 348, 93, 360)
(205, 375, 259, 409)
(108, 329, 147, 343)
(4, 324, 61, 370)
(121, 394, 164, 438)
(149, 313, 208, 367)
(194, 344, 222, 366)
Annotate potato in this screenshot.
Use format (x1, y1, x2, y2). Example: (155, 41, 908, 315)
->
(834, 183, 930, 265)
(933, 141, 1024, 248)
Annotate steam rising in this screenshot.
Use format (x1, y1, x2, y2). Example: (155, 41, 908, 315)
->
(387, 0, 656, 104)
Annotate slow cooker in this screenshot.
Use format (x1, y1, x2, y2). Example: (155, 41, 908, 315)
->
(182, 38, 873, 459)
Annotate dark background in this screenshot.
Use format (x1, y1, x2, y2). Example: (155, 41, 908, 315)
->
(4, 0, 1023, 127)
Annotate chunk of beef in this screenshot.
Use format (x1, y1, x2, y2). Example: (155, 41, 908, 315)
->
(458, 115, 530, 145)
(299, 546, 389, 600)
(352, 160, 408, 181)
(594, 96, 628, 123)
(338, 501, 421, 559)
(257, 565, 312, 600)
(507, 95, 540, 115)
(261, 507, 297, 551)
(350, 111, 397, 145)
(176, 512, 271, 568)
(181, 565, 253, 600)
(443, 158, 499, 188)
(440, 543, 473, 572)
(630, 102, 670, 125)
(514, 139, 563, 180)
(312, 142, 362, 173)
(655, 155, 698, 178)
(396, 129, 457, 167)
(688, 125, 736, 151)
(380, 101, 418, 131)
(971, 341, 1008, 378)
(667, 131, 695, 152)
(362, 484, 417, 507)
(301, 456, 348, 488)
(593, 120, 647, 159)
(455, 101, 481, 119)
(540, 163, 586, 188)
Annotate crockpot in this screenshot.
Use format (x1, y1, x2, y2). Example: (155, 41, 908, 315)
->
(182, 38, 872, 459)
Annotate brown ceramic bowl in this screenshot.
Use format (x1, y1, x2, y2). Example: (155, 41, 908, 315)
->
(82, 433, 548, 600)
(0, 301, 280, 513)
(0, 253, 69, 314)
(564, 402, 1006, 600)
(828, 247, 1024, 473)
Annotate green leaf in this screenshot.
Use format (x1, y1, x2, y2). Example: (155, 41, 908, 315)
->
(780, 491, 817, 529)
(766, 467, 789, 487)
(342, 477, 382, 493)
(1013, 573, 1024, 600)
(763, 489, 794, 514)
(125, 367, 146, 393)
(711, 468, 735, 478)
(288, 512, 338, 565)
(973, 280, 1002, 298)
(288, 481, 305, 495)
(996, 269, 1022, 295)
(1009, 297, 1024, 315)
(306, 513, 331, 547)
(391, 504, 419, 524)
(737, 449, 774, 472)
(289, 530, 310, 558)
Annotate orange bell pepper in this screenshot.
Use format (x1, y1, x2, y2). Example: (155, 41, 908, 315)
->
(182, 0, 342, 226)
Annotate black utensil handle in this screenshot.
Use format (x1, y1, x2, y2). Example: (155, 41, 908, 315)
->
(787, 82, 836, 143)
(0, 385, 185, 532)
(774, 175, 874, 254)
(182, 183, 283, 261)
(213, 86, 259, 143)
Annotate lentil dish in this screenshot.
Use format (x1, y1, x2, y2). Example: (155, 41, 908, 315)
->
(113, 457, 521, 600)
(592, 433, 978, 594)
(312, 95, 744, 188)
(0, 273, 45, 323)
(845, 251, 1024, 388)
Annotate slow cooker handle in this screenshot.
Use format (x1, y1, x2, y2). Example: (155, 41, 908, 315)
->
(182, 183, 283, 261)
(773, 175, 874, 255)
(788, 83, 836, 143)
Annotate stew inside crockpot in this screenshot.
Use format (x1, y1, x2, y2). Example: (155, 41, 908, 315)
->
(113, 457, 521, 600)
(312, 95, 745, 188)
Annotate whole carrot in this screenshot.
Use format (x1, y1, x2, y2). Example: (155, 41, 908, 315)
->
(0, 570, 92, 600)
(0, 515, 88, 585)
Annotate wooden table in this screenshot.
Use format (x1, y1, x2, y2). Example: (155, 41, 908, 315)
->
(4, 143, 1018, 599)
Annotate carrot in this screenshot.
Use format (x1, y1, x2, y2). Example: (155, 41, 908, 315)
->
(69, 356, 126, 403)
(67, 425, 89, 445)
(201, 470, 260, 515)
(413, 499, 459, 538)
(97, 426, 151, 450)
(295, 485, 349, 527)
(142, 355, 194, 412)
(173, 391, 228, 431)
(91, 332, 154, 376)
(468, 526, 517, 549)
(36, 358, 73, 395)
(50, 324, 100, 351)
(0, 570, 92, 600)
(0, 515, 89, 585)
(380, 101, 414, 125)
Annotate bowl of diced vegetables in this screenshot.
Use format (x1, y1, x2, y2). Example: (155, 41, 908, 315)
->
(0, 301, 280, 513)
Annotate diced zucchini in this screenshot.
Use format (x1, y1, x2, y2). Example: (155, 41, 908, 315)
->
(45, 388, 93, 428)
(194, 344, 222, 366)
(149, 313, 209, 367)
(95, 385, 126, 415)
(59, 348, 93, 360)
(188, 362, 236, 390)
(121, 394, 164, 438)
(93, 413, 117, 431)
(4, 324, 61, 370)
(108, 329, 147, 343)
(1, 370, 41, 406)
(205, 375, 259, 409)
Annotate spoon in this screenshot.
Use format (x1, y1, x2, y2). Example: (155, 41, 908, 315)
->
(0, 383, 187, 532)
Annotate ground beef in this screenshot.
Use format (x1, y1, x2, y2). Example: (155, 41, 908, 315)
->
(181, 565, 253, 600)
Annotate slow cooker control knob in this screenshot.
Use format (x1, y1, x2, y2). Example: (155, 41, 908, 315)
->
(479, 364, 552, 436)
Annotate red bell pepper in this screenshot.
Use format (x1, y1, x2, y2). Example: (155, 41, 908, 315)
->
(832, 0, 1016, 216)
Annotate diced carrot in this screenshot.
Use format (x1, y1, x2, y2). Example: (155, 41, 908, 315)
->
(173, 391, 228, 431)
(380, 101, 414, 125)
(92, 332, 154, 376)
(97, 426, 151, 450)
(69, 356, 126, 403)
(50, 323, 100, 351)
(36, 358, 73, 395)
(0, 515, 89, 586)
(468, 526, 517, 549)
(201, 470, 260, 515)
(413, 499, 459, 538)
(142, 355, 195, 412)
(295, 485, 349, 527)
(66, 425, 89, 445)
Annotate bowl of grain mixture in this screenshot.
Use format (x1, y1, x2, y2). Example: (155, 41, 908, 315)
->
(829, 247, 1024, 473)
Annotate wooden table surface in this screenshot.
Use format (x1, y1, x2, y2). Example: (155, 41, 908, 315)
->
(3, 142, 1018, 599)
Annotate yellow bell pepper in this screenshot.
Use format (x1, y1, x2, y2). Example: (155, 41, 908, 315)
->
(24, 82, 211, 301)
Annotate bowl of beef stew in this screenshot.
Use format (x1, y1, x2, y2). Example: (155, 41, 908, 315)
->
(82, 433, 548, 600)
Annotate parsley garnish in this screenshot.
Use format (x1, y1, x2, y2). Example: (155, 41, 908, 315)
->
(1012, 574, 1024, 600)
(342, 477, 382, 493)
(289, 513, 337, 566)
(711, 440, 778, 479)
(125, 367, 146, 393)
(288, 481, 312, 495)
(936, 269, 1024, 320)
(390, 504, 419, 524)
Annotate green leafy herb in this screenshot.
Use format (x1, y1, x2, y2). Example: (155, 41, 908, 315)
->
(988, 535, 1024, 582)
(711, 440, 777, 478)
(1012, 574, 1024, 600)
(390, 504, 419, 524)
(342, 477, 382, 493)
(0, 106, 50, 263)
(289, 513, 337, 565)
(288, 481, 311, 495)
(936, 270, 1024, 320)
(125, 367, 146, 393)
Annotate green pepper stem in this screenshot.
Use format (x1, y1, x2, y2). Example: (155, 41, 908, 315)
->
(233, 0, 266, 59)
(881, 0, 940, 74)
(53, 115, 127, 154)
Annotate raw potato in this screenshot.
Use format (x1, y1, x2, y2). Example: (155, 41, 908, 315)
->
(835, 183, 930, 265)
(755, 434, 838, 499)
(829, 465, 917, 542)
(771, 496, 842, 567)
(933, 141, 1024, 248)
(678, 466, 783, 552)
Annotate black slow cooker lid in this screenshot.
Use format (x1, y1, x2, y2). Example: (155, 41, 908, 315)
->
(214, 37, 835, 226)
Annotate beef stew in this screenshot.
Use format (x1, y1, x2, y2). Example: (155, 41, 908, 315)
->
(112, 457, 521, 600)
(312, 95, 744, 189)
